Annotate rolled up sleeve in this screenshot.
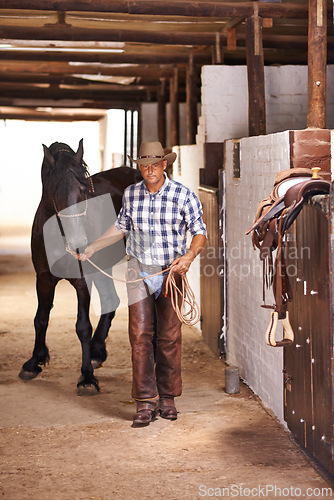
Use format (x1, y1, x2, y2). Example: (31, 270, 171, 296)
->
(183, 192, 207, 238)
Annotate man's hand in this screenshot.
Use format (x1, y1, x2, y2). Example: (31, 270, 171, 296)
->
(171, 234, 206, 275)
(67, 245, 95, 261)
(170, 255, 193, 275)
(66, 224, 124, 261)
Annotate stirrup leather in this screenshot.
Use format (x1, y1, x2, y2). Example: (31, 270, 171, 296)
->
(265, 311, 294, 347)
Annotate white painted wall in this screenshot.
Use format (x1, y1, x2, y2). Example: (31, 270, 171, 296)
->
(224, 132, 291, 423)
(171, 143, 205, 331)
(200, 65, 334, 143)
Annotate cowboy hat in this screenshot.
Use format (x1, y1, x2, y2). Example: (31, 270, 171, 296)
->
(128, 141, 177, 166)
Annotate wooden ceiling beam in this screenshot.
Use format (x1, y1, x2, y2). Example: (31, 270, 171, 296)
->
(0, 61, 185, 79)
(0, 26, 221, 45)
(0, 83, 187, 102)
(0, 2, 313, 19)
(0, 26, 320, 48)
(0, 106, 107, 121)
(0, 99, 142, 110)
(0, 74, 186, 89)
(0, 82, 156, 94)
(0, 37, 330, 62)
(0, 50, 211, 65)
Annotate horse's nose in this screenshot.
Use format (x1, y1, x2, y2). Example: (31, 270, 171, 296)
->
(61, 216, 88, 254)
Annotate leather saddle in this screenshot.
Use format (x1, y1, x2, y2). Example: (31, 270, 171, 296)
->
(246, 167, 330, 347)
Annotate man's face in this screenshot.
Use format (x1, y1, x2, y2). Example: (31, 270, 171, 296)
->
(139, 159, 167, 192)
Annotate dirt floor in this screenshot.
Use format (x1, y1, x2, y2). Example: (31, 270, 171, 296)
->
(0, 250, 333, 500)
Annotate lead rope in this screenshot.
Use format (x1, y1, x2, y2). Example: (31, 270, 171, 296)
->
(66, 247, 200, 326)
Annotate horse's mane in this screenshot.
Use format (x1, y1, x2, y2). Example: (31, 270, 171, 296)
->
(42, 141, 90, 202)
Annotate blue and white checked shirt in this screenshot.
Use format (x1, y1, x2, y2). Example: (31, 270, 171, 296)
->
(115, 174, 207, 267)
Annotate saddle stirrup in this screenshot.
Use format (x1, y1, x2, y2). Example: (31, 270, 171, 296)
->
(265, 311, 294, 347)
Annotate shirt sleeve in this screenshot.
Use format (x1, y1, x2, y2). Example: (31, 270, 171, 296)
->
(182, 191, 207, 238)
(114, 192, 131, 233)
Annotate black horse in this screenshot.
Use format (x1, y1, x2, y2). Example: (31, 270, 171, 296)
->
(19, 139, 141, 395)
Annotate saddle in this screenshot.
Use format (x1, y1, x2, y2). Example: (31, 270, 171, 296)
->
(246, 167, 330, 347)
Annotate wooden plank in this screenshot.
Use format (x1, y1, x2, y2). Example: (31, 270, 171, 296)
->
(0, 26, 324, 51)
(169, 67, 179, 147)
(227, 27, 237, 51)
(306, 202, 333, 474)
(0, 2, 311, 19)
(200, 143, 224, 188)
(157, 78, 167, 147)
(284, 200, 333, 476)
(245, 10, 266, 136)
(263, 18, 273, 28)
(0, 49, 210, 65)
(307, 0, 327, 128)
(186, 55, 197, 145)
(0, 60, 176, 78)
(284, 221, 310, 444)
(0, 25, 221, 45)
(199, 186, 221, 357)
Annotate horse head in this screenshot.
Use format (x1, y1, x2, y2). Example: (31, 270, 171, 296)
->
(42, 139, 91, 253)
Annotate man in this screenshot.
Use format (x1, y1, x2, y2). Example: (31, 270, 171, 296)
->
(78, 141, 207, 426)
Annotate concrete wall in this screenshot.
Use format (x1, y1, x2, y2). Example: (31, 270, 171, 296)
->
(200, 65, 334, 143)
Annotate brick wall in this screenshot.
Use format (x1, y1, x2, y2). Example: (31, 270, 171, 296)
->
(224, 132, 291, 423)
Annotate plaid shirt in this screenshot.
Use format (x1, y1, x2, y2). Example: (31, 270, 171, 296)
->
(115, 174, 207, 266)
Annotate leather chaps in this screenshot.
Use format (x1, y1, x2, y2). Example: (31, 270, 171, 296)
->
(127, 263, 182, 401)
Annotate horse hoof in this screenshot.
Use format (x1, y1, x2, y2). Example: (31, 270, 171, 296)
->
(91, 359, 103, 369)
(18, 369, 39, 381)
(77, 384, 100, 396)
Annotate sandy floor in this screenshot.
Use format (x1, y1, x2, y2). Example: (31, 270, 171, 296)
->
(0, 253, 332, 500)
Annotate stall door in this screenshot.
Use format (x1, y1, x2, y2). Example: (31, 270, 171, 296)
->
(199, 186, 222, 357)
(284, 197, 333, 475)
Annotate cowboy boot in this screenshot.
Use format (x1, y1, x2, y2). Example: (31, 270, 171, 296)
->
(133, 400, 159, 426)
(159, 396, 178, 420)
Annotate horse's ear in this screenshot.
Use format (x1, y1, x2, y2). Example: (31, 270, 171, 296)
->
(43, 144, 55, 167)
(74, 138, 84, 165)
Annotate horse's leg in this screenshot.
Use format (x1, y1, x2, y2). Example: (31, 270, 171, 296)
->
(90, 269, 120, 369)
(72, 278, 99, 396)
(19, 273, 56, 380)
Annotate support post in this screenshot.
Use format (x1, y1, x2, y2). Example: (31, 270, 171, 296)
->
(186, 55, 198, 145)
(307, 0, 327, 128)
(170, 66, 179, 147)
(245, 6, 266, 136)
(157, 78, 166, 146)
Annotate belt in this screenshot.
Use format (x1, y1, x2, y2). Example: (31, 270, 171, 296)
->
(138, 262, 170, 273)
(127, 256, 172, 273)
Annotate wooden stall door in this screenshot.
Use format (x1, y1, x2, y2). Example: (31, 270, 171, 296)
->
(198, 186, 222, 357)
(284, 198, 333, 475)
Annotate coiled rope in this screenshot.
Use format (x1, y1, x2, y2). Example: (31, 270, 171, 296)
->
(164, 268, 200, 326)
(70, 249, 200, 326)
